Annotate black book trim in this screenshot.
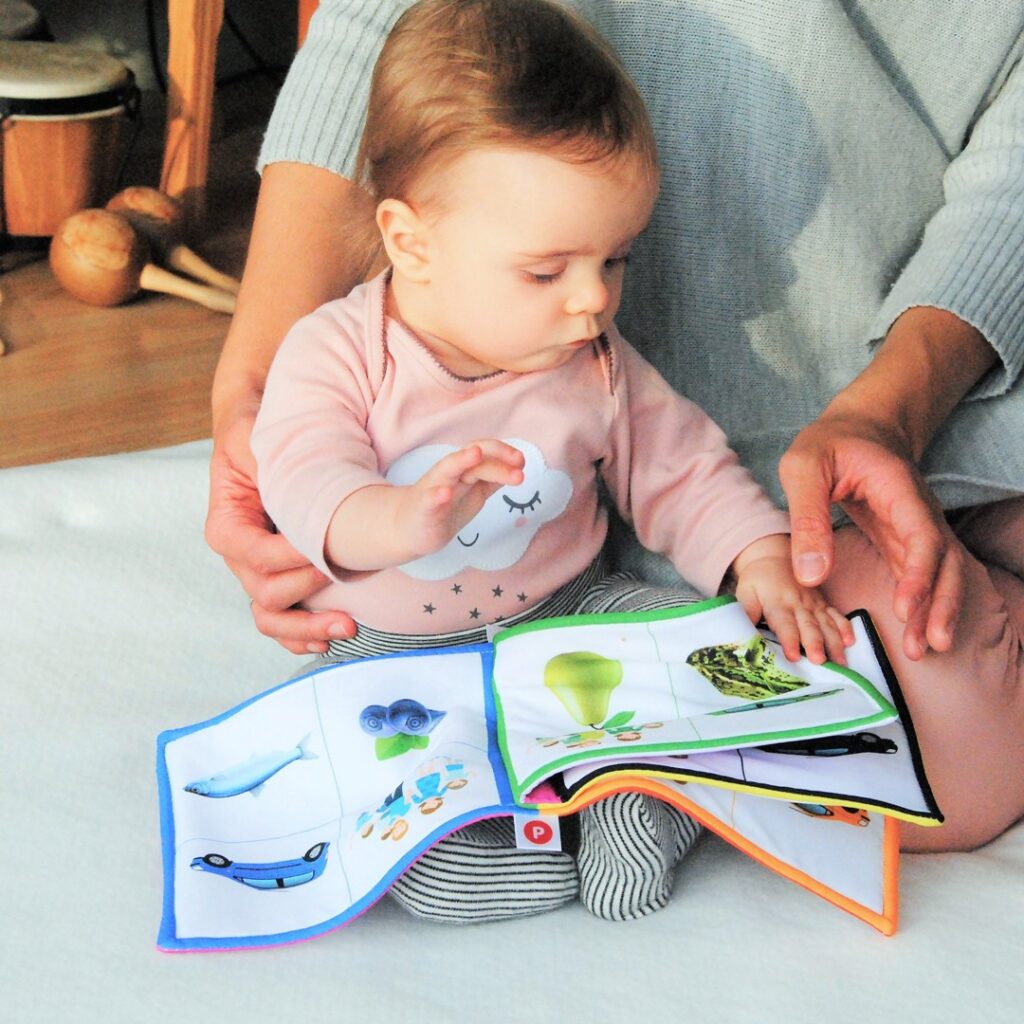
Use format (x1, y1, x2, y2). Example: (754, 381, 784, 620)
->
(545, 610, 944, 824)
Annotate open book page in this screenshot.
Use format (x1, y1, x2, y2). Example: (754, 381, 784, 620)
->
(602, 775, 900, 935)
(535, 612, 942, 826)
(157, 645, 515, 951)
(491, 598, 897, 803)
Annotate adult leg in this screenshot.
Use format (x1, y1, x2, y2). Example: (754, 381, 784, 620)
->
(822, 503, 1024, 852)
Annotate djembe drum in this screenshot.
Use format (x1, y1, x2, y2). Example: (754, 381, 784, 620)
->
(0, 40, 138, 239)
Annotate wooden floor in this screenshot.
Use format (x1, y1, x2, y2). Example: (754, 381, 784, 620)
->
(0, 81, 271, 469)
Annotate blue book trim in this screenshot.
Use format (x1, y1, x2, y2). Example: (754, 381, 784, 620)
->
(156, 643, 517, 952)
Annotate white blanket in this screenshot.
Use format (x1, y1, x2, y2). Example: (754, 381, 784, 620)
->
(2, 441, 1021, 1023)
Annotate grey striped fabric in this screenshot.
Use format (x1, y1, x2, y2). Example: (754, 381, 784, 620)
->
(385, 570, 707, 924)
(388, 817, 580, 923)
(577, 791, 704, 921)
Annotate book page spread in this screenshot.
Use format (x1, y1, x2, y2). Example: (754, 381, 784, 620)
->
(156, 601, 930, 950)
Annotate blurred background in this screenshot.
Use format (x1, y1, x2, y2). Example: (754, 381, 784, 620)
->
(0, 1, 307, 466)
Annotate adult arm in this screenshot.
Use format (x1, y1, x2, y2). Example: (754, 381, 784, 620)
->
(781, 307, 996, 661)
(206, 163, 373, 653)
(205, 0, 406, 652)
(781, 52, 1024, 660)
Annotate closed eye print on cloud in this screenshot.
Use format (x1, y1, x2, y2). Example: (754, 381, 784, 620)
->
(385, 439, 573, 581)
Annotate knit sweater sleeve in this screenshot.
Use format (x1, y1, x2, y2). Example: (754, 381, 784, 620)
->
(257, 0, 414, 176)
(599, 330, 791, 597)
(870, 52, 1024, 399)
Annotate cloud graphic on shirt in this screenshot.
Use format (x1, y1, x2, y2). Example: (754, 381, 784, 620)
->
(386, 439, 572, 581)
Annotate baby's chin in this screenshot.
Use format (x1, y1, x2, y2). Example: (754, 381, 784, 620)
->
(517, 345, 589, 373)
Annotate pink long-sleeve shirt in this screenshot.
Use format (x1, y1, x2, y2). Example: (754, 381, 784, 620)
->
(251, 272, 790, 634)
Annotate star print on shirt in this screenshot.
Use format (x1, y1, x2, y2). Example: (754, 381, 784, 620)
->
(492, 586, 503, 597)
(451, 584, 463, 594)
(469, 608, 481, 620)
(423, 604, 436, 615)
(517, 593, 528, 603)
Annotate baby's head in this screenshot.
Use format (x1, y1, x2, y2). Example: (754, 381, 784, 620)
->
(354, 0, 659, 375)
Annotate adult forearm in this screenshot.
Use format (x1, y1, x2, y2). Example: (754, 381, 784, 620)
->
(825, 306, 998, 461)
(211, 162, 376, 433)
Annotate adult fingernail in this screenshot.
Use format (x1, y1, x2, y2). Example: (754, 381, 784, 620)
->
(328, 622, 352, 639)
(795, 553, 825, 583)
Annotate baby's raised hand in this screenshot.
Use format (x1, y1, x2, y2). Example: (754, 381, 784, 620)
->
(731, 535, 854, 666)
(400, 440, 525, 557)
(325, 440, 524, 572)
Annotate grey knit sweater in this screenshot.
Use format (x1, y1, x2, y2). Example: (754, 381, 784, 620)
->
(260, 0, 1024, 519)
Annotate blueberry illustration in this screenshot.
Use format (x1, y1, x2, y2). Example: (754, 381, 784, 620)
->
(359, 704, 397, 736)
(387, 699, 445, 735)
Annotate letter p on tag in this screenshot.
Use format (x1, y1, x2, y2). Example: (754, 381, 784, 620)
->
(514, 812, 562, 852)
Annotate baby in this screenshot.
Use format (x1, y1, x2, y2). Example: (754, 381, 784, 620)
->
(252, 0, 852, 923)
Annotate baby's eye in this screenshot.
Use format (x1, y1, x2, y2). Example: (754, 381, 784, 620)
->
(603, 254, 631, 272)
(526, 271, 562, 285)
(503, 491, 542, 513)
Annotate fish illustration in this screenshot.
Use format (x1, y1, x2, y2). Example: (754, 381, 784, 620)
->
(184, 734, 318, 798)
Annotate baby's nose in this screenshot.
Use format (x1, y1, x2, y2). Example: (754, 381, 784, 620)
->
(565, 278, 609, 316)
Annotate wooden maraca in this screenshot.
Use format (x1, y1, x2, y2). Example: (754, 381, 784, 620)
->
(106, 186, 241, 294)
(49, 209, 236, 314)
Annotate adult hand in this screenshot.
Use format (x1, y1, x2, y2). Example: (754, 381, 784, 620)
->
(779, 307, 999, 661)
(205, 404, 356, 654)
(779, 408, 963, 661)
(205, 164, 373, 653)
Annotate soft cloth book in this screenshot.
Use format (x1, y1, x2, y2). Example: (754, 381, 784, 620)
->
(156, 597, 940, 950)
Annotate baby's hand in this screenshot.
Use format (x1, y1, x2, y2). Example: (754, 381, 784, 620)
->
(398, 440, 525, 557)
(731, 535, 854, 665)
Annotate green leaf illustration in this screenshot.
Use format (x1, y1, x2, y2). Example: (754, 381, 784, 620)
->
(602, 710, 635, 730)
(376, 734, 414, 760)
(374, 732, 432, 760)
(686, 635, 807, 701)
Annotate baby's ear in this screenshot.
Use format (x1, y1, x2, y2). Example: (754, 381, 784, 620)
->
(376, 199, 431, 281)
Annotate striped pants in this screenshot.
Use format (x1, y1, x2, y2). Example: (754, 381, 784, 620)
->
(320, 566, 706, 923)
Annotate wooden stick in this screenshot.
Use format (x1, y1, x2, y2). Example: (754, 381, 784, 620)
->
(164, 244, 240, 295)
(160, 0, 225, 233)
(107, 187, 241, 293)
(139, 263, 236, 313)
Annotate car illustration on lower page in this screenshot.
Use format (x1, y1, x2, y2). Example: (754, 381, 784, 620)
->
(190, 842, 330, 890)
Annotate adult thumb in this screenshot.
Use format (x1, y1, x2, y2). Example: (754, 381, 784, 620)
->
(779, 451, 836, 587)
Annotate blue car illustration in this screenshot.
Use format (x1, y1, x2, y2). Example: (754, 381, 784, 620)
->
(190, 842, 330, 890)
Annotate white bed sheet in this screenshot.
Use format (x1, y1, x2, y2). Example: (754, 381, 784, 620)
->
(2, 441, 1022, 1023)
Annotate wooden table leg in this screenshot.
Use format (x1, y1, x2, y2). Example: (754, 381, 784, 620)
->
(160, 0, 224, 236)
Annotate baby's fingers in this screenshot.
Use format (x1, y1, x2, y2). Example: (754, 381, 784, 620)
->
(790, 605, 851, 667)
(765, 607, 802, 665)
(459, 439, 525, 487)
(791, 605, 828, 665)
(423, 445, 486, 491)
(815, 607, 851, 666)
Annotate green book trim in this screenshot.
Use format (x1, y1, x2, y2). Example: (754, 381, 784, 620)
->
(490, 598, 897, 803)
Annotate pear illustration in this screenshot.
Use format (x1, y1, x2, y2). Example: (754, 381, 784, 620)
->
(543, 651, 624, 726)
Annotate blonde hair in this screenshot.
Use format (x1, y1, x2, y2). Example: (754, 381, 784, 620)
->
(351, 0, 658, 265)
